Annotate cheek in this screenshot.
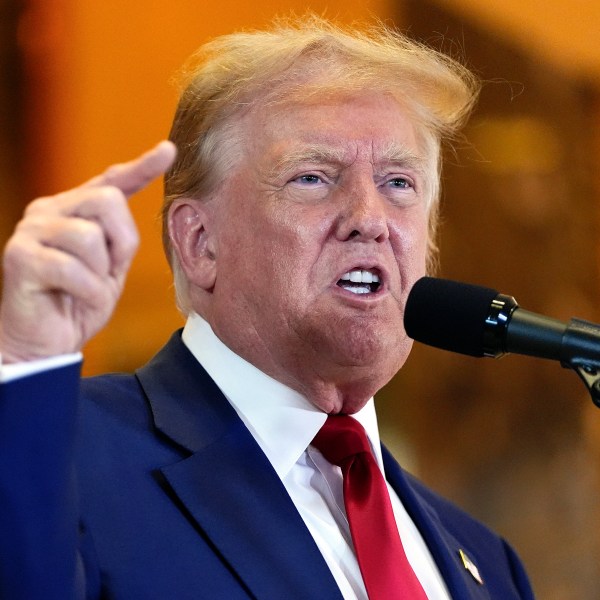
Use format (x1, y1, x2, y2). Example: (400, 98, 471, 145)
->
(265, 205, 331, 264)
(215, 186, 332, 299)
(219, 216, 312, 301)
(392, 212, 429, 273)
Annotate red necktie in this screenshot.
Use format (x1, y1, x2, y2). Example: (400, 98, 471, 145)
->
(312, 415, 428, 600)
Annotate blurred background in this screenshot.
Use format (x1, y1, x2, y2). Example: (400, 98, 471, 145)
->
(1, 0, 599, 597)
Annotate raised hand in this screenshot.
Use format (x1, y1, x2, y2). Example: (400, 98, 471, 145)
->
(0, 141, 176, 363)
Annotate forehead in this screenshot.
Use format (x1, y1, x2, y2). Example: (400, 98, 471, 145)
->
(241, 91, 425, 165)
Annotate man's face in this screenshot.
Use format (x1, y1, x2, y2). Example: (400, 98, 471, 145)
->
(205, 91, 430, 411)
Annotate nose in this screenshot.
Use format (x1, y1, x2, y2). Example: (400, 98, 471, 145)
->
(335, 181, 390, 243)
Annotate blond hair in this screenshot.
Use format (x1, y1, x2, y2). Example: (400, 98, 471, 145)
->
(163, 15, 479, 313)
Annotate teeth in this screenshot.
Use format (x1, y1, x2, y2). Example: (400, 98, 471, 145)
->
(340, 269, 379, 284)
(338, 269, 381, 294)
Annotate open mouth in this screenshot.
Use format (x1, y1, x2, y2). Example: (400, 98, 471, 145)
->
(337, 268, 382, 295)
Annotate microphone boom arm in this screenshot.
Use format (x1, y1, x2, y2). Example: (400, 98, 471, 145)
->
(562, 318, 600, 408)
(484, 297, 600, 407)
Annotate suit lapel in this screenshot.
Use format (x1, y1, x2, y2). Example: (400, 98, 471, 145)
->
(382, 446, 491, 600)
(136, 332, 342, 600)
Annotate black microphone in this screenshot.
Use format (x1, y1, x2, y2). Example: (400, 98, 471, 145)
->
(404, 277, 600, 368)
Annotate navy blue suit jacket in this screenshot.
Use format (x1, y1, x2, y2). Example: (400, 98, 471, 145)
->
(0, 331, 535, 599)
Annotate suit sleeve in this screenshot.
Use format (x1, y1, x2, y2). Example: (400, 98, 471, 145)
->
(0, 363, 98, 600)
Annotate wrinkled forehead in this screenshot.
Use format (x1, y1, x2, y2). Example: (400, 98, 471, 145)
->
(243, 85, 432, 152)
(231, 86, 439, 195)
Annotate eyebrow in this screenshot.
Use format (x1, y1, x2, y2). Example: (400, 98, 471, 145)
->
(378, 141, 428, 175)
(269, 141, 428, 179)
(269, 145, 347, 178)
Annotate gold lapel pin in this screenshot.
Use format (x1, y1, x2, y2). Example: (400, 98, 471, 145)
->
(458, 549, 484, 585)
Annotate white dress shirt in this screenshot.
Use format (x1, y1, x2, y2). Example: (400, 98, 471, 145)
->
(182, 312, 451, 600)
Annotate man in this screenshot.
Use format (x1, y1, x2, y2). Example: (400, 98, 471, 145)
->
(0, 15, 535, 599)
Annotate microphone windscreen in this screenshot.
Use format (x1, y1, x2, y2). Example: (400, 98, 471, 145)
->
(404, 277, 499, 357)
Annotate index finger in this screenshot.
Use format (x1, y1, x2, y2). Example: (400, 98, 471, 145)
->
(83, 140, 177, 198)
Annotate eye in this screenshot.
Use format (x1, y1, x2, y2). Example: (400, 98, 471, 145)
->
(387, 177, 413, 189)
(292, 174, 324, 185)
(284, 171, 331, 202)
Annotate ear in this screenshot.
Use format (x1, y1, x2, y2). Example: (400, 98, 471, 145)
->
(168, 199, 217, 291)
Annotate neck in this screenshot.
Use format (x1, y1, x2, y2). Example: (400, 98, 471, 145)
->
(248, 355, 388, 415)
(197, 310, 398, 415)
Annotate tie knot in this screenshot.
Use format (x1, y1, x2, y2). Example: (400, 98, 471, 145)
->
(312, 415, 372, 466)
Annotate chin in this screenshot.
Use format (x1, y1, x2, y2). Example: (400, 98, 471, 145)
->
(324, 320, 408, 371)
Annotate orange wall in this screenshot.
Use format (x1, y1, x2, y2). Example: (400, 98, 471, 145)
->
(433, 0, 600, 80)
(20, 0, 391, 373)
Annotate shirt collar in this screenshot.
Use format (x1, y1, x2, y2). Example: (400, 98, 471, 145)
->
(182, 312, 385, 478)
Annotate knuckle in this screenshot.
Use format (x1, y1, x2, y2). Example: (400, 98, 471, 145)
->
(79, 185, 122, 208)
(2, 242, 21, 276)
(93, 186, 129, 213)
(3, 234, 33, 268)
(101, 163, 124, 184)
(75, 220, 103, 251)
(115, 229, 140, 264)
(95, 185, 121, 202)
(24, 195, 53, 216)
